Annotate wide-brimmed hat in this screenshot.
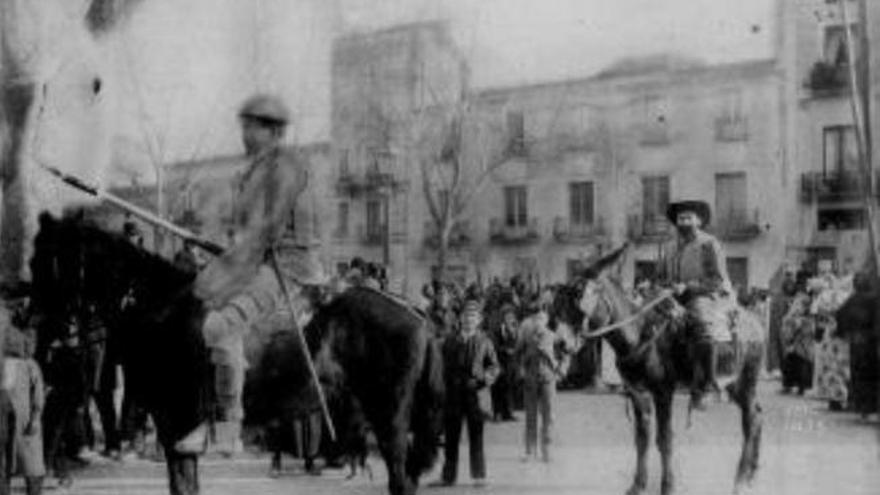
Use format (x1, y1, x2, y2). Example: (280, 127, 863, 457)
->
(666, 200, 711, 227)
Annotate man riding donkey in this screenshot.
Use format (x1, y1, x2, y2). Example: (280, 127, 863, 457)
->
(175, 94, 326, 454)
(656, 199, 735, 412)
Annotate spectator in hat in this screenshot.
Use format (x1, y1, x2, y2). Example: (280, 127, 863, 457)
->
(516, 299, 564, 463)
(435, 298, 499, 487)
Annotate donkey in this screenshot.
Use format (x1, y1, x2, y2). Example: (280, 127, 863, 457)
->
(575, 245, 764, 495)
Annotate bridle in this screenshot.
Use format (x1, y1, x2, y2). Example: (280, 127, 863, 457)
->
(579, 278, 681, 367)
(580, 279, 676, 339)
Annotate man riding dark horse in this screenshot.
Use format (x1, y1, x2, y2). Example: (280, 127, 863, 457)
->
(178, 94, 325, 454)
(657, 199, 734, 411)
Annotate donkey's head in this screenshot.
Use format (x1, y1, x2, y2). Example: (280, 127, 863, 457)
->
(1, 0, 144, 283)
(576, 243, 629, 323)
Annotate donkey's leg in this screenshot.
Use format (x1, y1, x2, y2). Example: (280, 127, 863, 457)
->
(655, 389, 676, 495)
(626, 390, 653, 495)
(376, 394, 416, 495)
(733, 363, 763, 494)
(165, 448, 200, 495)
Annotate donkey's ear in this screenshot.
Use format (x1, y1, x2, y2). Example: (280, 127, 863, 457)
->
(585, 243, 629, 277)
(85, 0, 144, 35)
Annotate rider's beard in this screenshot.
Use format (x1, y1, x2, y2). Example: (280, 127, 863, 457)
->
(676, 224, 697, 238)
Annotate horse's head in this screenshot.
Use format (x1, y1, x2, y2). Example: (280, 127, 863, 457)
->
(1, 0, 144, 283)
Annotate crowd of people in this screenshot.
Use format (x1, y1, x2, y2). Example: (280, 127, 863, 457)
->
(773, 259, 879, 417)
(0, 285, 162, 494)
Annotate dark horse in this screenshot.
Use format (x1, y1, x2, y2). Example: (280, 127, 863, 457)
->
(302, 287, 445, 495)
(572, 245, 764, 495)
(29, 213, 210, 495)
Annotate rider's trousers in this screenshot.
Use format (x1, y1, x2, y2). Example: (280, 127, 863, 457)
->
(202, 265, 305, 422)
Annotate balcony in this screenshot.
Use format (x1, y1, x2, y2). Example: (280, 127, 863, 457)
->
(552, 216, 607, 244)
(627, 215, 673, 243)
(804, 61, 850, 97)
(714, 116, 748, 142)
(357, 224, 385, 246)
(489, 218, 540, 245)
(800, 171, 878, 203)
(424, 220, 472, 249)
(710, 209, 764, 241)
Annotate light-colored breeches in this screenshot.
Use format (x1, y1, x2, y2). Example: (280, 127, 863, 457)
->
(203, 265, 300, 420)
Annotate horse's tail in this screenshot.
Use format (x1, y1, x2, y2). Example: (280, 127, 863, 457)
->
(407, 333, 445, 478)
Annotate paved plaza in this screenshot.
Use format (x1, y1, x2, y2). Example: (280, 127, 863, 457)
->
(32, 380, 880, 495)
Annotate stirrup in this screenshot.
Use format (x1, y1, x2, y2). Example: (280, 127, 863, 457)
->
(174, 422, 208, 454)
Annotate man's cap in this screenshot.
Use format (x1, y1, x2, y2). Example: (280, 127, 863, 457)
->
(461, 298, 483, 315)
(666, 200, 711, 227)
(239, 94, 290, 125)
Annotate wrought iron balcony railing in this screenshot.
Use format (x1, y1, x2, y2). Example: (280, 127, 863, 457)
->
(710, 209, 764, 241)
(552, 216, 607, 243)
(800, 171, 878, 203)
(489, 217, 540, 245)
(627, 214, 673, 243)
(423, 220, 472, 249)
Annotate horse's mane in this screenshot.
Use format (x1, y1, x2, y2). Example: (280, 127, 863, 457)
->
(31, 214, 196, 317)
(306, 287, 426, 351)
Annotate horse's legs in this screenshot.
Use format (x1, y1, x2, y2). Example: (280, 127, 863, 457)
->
(376, 399, 415, 495)
(626, 390, 652, 495)
(654, 389, 676, 495)
(165, 448, 200, 495)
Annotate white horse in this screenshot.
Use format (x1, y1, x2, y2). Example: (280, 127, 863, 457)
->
(0, 0, 143, 284)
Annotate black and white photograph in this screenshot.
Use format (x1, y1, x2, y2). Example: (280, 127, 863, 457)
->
(0, 1, 879, 494)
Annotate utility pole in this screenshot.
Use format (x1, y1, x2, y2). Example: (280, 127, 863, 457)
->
(839, 0, 880, 276)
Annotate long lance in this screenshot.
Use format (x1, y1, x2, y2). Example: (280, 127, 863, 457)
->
(41, 164, 337, 440)
(41, 165, 225, 255)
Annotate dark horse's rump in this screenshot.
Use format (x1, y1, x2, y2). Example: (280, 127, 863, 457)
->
(29, 213, 210, 494)
(304, 287, 444, 495)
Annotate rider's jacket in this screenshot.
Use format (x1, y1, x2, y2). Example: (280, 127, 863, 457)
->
(657, 230, 733, 299)
(194, 147, 323, 308)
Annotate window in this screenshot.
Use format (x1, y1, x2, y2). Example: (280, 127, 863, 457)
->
(506, 110, 525, 155)
(504, 185, 528, 227)
(823, 24, 860, 67)
(641, 176, 670, 229)
(726, 257, 749, 295)
(366, 199, 384, 240)
(716, 89, 748, 141)
(715, 172, 748, 226)
(719, 89, 745, 122)
(823, 125, 858, 174)
(337, 202, 349, 236)
(569, 181, 595, 225)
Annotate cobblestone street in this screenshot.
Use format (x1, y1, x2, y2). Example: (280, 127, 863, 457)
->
(38, 380, 880, 495)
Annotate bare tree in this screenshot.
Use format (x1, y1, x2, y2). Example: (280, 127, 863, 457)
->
(413, 97, 508, 285)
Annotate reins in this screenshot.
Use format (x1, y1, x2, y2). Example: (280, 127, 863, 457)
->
(581, 290, 675, 339)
